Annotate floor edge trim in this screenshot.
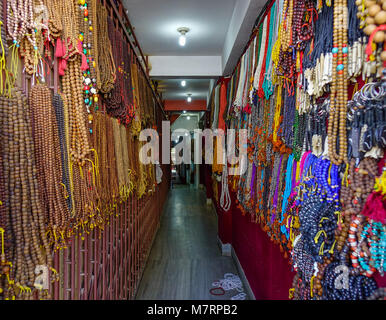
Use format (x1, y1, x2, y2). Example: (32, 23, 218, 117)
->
(217, 236, 256, 300)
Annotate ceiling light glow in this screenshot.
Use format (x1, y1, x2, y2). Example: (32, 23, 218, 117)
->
(179, 35, 186, 46)
(177, 27, 190, 47)
(181, 80, 186, 87)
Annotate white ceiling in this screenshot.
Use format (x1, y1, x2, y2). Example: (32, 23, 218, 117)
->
(154, 78, 212, 100)
(124, 0, 236, 56)
(123, 0, 266, 104)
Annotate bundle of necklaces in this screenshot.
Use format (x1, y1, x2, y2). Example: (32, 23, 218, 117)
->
(209, 0, 386, 300)
(0, 0, 159, 299)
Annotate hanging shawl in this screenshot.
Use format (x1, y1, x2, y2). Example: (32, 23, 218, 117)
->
(233, 53, 247, 108)
(263, 2, 278, 99)
(212, 84, 221, 130)
(241, 44, 252, 109)
(253, 16, 268, 90)
(249, 37, 258, 104)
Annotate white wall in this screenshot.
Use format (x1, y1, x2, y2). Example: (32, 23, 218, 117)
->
(222, 0, 266, 75)
(222, 0, 251, 71)
(171, 114, 200, 133)
(149, 56, 222, 77)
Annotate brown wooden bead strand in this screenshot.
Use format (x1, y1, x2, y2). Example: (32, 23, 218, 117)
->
(0, 88, 53, 299)
(29, 85, 71, 249)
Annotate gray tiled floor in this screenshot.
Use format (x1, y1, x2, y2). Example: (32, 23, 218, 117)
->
(135, 186, 247, 300)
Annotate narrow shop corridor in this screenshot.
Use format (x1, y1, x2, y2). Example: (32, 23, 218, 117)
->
(1, 0, 385, 304)
(136, 186, 247, 300)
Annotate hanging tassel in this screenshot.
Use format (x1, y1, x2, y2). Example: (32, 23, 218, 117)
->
(58, 59, 67, 76)
(366, 25, 386, 59)
(362, 192, 386, 224)
(55, 38, 64, 58)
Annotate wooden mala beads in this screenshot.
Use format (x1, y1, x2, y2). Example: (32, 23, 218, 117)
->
(312, 257, 332, 298)
(358, 0, 386, 76)
(96, 1, 116, 94)
(44, 0, 63, 38)
(29, 85, 71, 249)
(0, 89, 54, 299)
(0, 1, 8, 58)
(328, 0, 349, 165)
(104, 16, 135, 127)
(60, 0, 79, 60)
(341, 158, 379, 216)
(280, 0, 294, 52)
(334, 209, 351, 253)
(62, 58, 91, 165)
(0, 107, 12, 299)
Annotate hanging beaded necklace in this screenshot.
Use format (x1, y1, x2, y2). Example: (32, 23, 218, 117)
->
(280, 90, 296, 148)
(78, 0, 99, 134)
(44, 0, 63, 38)
(293, 111, 308, 161)
(327, 0, 349, 165)
(0, 0, 10, 97)
(0, 89, 55, 299)
(356, 220, 386, 276)
(53, 93, 73, 212)
(59, 3, 100, 233)
(104, 16, 135, 127)
(0, 105, 12, 297)
(62, 58, 91, 165)
(29, 85, 71, 249)
(96, 1, 116, 94)
(322, 260, 378, 300)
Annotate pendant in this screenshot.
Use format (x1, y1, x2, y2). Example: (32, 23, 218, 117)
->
(334, 265, 349, 290)
(34, 265, 49, 290)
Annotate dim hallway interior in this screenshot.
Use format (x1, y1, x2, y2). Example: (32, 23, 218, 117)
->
(135, 186, 249, 300)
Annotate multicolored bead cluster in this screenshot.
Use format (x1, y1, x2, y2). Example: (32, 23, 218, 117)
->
(78, 0, 99, 134)
(208, 0, 386, 300)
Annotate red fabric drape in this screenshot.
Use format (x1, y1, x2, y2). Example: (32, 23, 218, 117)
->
(209, 178, 295, 300)
(218, 79, 230, 132)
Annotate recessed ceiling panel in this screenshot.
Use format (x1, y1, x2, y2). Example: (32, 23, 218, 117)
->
(123, 0, 236, 56)
(153, 78, 212, 100)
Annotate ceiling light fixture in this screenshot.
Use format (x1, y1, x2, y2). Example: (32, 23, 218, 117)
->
(183, 110, 187, 114)
(187, 94, 192, 103)
(177, 27, 190, 47)
(187, 116, 191, 120)
(181, 80, 186, 87)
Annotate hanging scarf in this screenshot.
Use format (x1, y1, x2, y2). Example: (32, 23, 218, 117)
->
(233, 54, 247, 107)
(253, 16, 268, 91)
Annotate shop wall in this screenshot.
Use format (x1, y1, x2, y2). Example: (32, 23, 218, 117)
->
(210, 178, 295, 300)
